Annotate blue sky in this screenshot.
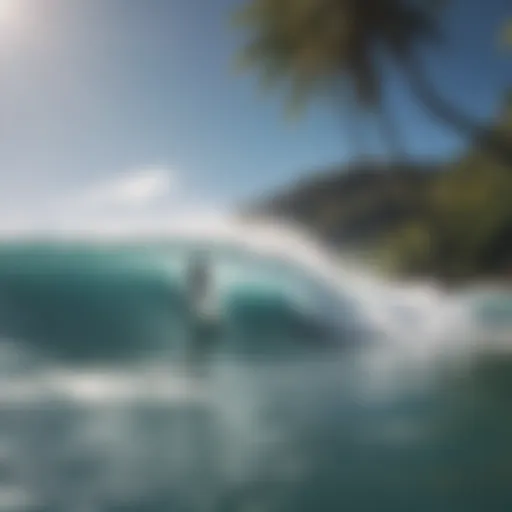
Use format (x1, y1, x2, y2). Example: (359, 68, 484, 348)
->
(0, 0, 509, 232)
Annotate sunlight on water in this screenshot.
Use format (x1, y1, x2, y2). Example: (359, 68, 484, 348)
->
(0, 217, 510, 511)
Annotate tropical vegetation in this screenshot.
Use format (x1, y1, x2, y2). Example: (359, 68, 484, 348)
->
(233, 0, 512, 166)
(248, 92, 512, 282)
(235, 1, 512, 282)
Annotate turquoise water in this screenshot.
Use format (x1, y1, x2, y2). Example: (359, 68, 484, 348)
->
(0, 240, 510, 511)
(0, 240, 362, 363)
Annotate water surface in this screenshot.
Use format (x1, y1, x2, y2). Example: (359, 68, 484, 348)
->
(0, 239, 509, 511)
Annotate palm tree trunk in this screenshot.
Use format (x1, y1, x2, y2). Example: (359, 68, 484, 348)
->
(404, 59, 512, 168)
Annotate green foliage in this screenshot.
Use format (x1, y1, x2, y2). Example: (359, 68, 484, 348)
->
(377, 221, 434, 274)
(234, 0, 512, 166)
(253, 95, 512, 282)
(233, 0, 441, 116)
(235, 0, 512, 279)
(381, 96, 512, 280)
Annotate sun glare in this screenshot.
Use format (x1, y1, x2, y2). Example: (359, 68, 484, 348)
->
(0, 0, 24, 32)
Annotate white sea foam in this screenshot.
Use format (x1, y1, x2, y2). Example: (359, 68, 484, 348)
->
(0, 214, 509, 510)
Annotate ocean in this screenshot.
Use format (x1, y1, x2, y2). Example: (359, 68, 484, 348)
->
(0, 235, 510, 511)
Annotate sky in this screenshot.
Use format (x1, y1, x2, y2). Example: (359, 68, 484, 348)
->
(0, 0, 509, 233)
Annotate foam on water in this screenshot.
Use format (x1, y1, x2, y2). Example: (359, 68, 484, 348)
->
(0, 215, 510, 511)
(0, 212, 505, 396)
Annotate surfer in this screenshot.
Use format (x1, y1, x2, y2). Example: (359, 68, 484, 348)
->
(185, 250, 220, 374)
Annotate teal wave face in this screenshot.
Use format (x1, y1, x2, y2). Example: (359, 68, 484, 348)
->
(0, 242, 188, 361)
(0, 241, 357, 363)
(2, 242, 512, 511)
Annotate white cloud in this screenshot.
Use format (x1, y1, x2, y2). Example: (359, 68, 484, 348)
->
(0, 164, 232, 237)
(77, 166, 177, 209)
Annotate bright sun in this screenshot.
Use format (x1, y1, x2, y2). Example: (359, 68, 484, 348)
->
(0, 0, 23, 30)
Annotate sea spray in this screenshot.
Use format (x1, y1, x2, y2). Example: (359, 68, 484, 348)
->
(0, 217, 510, 510)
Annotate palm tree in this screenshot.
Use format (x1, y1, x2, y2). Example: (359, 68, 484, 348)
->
(234, 0, 512, 168)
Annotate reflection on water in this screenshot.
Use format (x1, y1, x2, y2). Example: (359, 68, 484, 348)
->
(0, 239, 510, 510)
(0, 350, 512, 511)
